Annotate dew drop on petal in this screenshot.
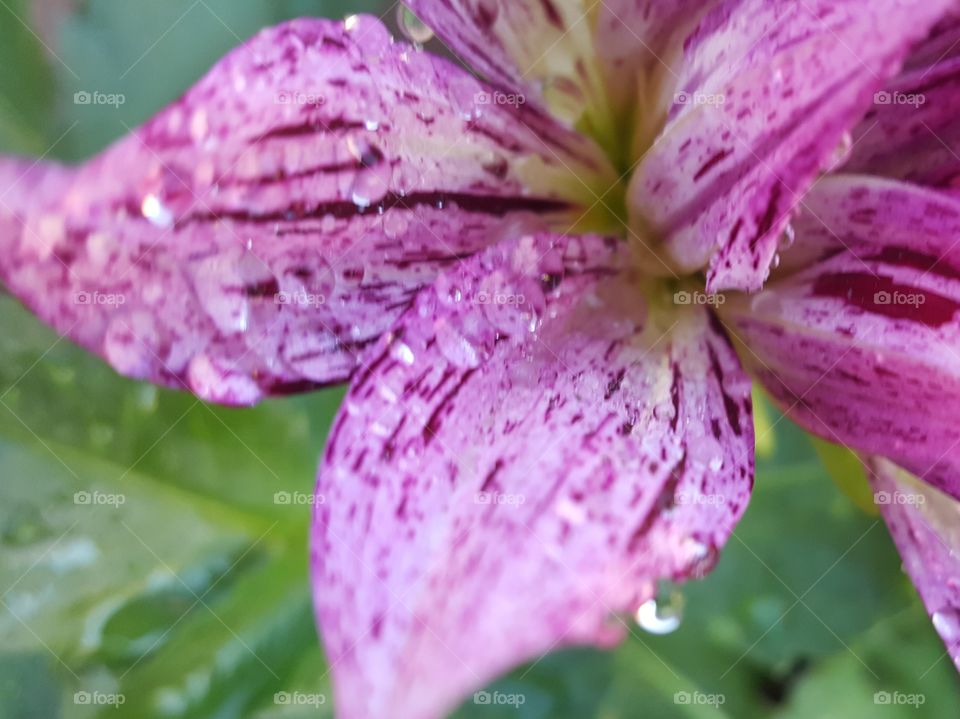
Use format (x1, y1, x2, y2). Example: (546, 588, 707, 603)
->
(435, 318, 481, 369)
(635, 581, 685, 635)
(932, 608, 960, 649)
(825, 131, 853, 171)
(397, 5, 435, 44)
(391, 341, 416, 366)
(141, 194, 174, 228)
(779, 223, 796, 250)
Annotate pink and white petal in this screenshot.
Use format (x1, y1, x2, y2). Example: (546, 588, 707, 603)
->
(847, 14, 960, 188)
(312, 233, 754, 719)
(722, 176, 960, 500)
(402, 1, 612, 128)
(593, 0, 718, 126)
(628, 0, 956, 292)
(868, 458, 960, 671)
(0, 17, 609, 405)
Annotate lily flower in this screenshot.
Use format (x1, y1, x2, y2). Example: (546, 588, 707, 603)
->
(1, 3, 959, 717)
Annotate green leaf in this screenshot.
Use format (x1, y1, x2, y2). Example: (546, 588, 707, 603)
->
(775, 610, 960, 719)
(810, 438, 876, 515)
(0, 436, 270, 658)
(0, 0, 56, 152)
(0, 296, 341, 518)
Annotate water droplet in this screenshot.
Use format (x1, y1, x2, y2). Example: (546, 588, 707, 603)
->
(383, 211, 409, 239)
(397, 5, 435, 44)
(435, 319, 481, 369)
(141, 194, 174, 228)
(347, 139, 391, 207)
(680, 537, 720, 579)
(932, 608, 960, 644)
(779, 223, 795, 250)
(343, 15, 360, 32)
(392, 341, 416, 366)
(635, 581, 685, 635)
(826, 131, 853, 171)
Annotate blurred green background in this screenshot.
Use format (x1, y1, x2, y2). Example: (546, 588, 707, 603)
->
(0, 1, 957, 717)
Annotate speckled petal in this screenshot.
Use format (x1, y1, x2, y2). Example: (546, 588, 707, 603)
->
(869, 458, 960, 672)
(847, 14, 960, 188)
(312, 233, 754, 719)
(628, 0, 956, 292)
(0, 16, 607, 405)
(402, 1, 611, 127)
(723, 175, 960, 500)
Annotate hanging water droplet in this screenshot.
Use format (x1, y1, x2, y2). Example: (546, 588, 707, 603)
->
(771, 253, 781, 270)
(635, 581, 685, 635)
(397, 5, 435, 44)
(680, 536, 720, 579)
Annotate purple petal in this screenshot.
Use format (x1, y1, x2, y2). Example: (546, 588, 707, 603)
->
(401, 1, 607, 124)
(869, 458, 960, 671)
(723, 175, 960, 500)
(847, 14, 960, 188)
(0, 17, 607, 404)
(627, 0, 956, 292)
(311, 232, 754, 718)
